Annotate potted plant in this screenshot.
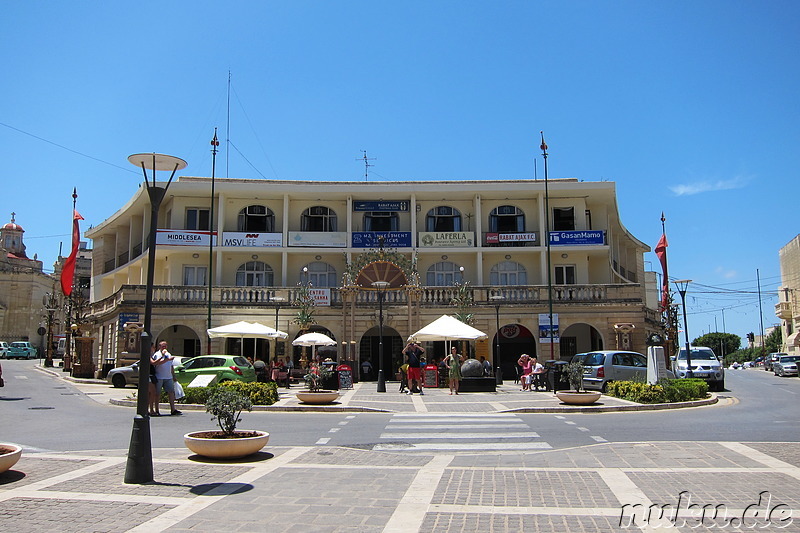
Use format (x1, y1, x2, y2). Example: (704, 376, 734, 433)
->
(183, 387, 269, 459)
(556, 361, 602, 405)
(0, 443, 22, 474)
(295, 362, 339, 404)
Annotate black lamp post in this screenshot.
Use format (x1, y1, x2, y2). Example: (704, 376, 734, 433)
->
(674, 279, 693, 379)
(490, 294, 504, 384)
(372, 280, 389, 393)
(124, 153, 186, 484)
(42, 290, 60, 368)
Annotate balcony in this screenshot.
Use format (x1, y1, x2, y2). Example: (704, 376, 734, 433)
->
(775, 301, 793, 320)
(90, 283, 643, 317)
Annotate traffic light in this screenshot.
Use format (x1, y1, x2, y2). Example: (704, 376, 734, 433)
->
(747, 332, 755, 343)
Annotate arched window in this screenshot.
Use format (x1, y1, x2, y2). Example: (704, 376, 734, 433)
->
(426, 206, 462, 232)
(302, 206, 337, 232)
(363, 211, 398, 231)
(490, 261, 527, 286)
(237, 205, 275, 232)
(236, 261, 273, 287)
(302, 261, 338, 287)
(489, 205, 525, 232)
(426, 261, 464, 286)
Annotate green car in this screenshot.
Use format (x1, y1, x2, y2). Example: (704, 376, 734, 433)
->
(173, 355, 256, 386)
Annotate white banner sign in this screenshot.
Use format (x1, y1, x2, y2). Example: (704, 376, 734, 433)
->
(221, 232, 282, 247)
(156, 229, 216, 246)
(288, 231, 348, 247)
(538, 313, 560, 344)
(309, 288, 331, 306)
(419, 231, 475, 247)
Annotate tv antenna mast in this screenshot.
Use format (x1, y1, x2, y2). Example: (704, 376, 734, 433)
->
(357, 150, 376, 181)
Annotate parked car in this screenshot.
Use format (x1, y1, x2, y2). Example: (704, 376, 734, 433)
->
(173, 355, 256, 386)
(8, 341, 38, 360)
(765, 353, 786, 372)
(773, 355, 800, 377)
(579, 350, 674, 392)
(671, 346, 725, 391)
(0, 341, 9, 359)
(107, 362, 140, 388)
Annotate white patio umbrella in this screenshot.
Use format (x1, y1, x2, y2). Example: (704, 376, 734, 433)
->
(408, 315, 488, 355)
(292, 332, 337, 363)
(207, 321, 288, 358)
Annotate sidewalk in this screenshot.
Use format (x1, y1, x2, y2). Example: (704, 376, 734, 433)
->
(2, 441, 798, 532)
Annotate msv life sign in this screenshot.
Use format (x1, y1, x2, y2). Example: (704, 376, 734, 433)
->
(221, 232, 282, 247)
(549, 230, 605, 246)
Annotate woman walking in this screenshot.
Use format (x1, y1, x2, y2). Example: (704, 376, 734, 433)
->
(445, 346, 463, 395)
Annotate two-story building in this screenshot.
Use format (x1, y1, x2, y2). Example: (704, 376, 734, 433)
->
(85, 177, 661, 380)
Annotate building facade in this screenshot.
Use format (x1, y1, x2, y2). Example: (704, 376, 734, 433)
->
(86, 177, 662, 379)
(775, 234, 800, 354)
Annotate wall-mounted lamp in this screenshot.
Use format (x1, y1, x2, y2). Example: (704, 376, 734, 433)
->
(192, 253, 200, 259)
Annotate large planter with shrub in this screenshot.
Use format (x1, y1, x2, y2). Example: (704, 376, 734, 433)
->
(0, 444, 22, 474)
(184, 430, 269, 459)
(555, 390, 602, 405)
(295, 390, 340, 404)
(184, 387, 269, 459)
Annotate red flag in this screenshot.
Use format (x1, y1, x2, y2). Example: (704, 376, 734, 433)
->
(61, 210, 84, 297)
(655, 233, 669, 310)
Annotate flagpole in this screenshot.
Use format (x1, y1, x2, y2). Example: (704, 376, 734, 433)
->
(64, 188, 78, 374)
(540, 133, 555, 362)
(207, 130, 219, 353)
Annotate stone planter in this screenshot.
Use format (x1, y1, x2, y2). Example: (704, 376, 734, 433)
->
(0, 444, 22, 474)
(555, 390, 602, 405)
(183, 430, 269, 459)
(295, 390, 340, 404)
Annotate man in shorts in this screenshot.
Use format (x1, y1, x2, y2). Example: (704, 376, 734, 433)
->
(154, 341, 181, 416)
(403, 341, 425, 395)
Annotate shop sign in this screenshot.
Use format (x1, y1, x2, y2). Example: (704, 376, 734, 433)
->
(353, 200, 409, 212)
(156, 229, 216, 246)
(352, 232, 412, 248)
(309, 288, 331, 307)
(549, 230, 605, 246)
(419, 231, 474, 247)
(288, 232, 348, 247)
(485, 232, 537, 244)
(221, 232, 282, 247)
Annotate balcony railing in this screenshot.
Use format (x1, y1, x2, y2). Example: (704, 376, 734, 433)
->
(775, 301, 793, 320)
(90, 283, 643, 317)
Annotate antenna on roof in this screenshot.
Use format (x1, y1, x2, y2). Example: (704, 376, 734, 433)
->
(357, 150, 376, 181)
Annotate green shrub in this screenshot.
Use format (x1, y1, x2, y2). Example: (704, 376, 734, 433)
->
(170, 381, 279, 406)
(605, 378, 708, 403)
(205, 387, 252, 435)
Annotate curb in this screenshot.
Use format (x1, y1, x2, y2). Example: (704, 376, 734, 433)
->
(109, 398, 391, 413)
(502, 394, 719, 413)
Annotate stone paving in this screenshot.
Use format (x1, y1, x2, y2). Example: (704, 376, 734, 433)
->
(3, 442, 800, 532)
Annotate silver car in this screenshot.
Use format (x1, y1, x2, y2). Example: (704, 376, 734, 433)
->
(671, 346, 725, 391)
(773, 355, 799, 377)
(107, 362, 140, 388)
(580, 350, 672, 392)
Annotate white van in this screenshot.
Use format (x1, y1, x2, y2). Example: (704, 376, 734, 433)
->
(56, 337, 66, 359)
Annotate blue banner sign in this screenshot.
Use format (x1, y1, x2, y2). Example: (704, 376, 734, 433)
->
(352, 231, 412, 248)
(549, 230, 605, 246)
(353, 200, 410, 212)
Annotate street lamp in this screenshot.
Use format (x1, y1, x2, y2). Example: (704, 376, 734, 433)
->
(673, 279, 693, 379)
(490, 294, 505, 384)
(42, 291, 60, 368)
(124, 152, 186, 485)
(372, 280, 389, 393)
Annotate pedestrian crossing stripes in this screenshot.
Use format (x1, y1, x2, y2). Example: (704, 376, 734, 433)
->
(373, 413, 552, 452)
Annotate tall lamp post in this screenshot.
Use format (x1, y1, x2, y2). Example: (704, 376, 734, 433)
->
(674, 279, 693, 379)
(42, 290, 60, 368)
(124, 153, 186, 484)
(490, 294, 504, 384)
(372, 280, 389, 393)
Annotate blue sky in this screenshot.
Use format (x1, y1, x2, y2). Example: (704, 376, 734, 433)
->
(3, 1, 798, 346)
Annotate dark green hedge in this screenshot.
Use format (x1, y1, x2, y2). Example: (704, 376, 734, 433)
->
(160, 380, 279, 406)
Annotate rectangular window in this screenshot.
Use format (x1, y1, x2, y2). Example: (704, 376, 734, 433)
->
(183, 265, 208, 286)
(553, 207, 575, 231)
(186, 208, 210, 230)
(554, 265, 576, 285)
(364, 212, 398, 232)
(585, 210, 592, 230)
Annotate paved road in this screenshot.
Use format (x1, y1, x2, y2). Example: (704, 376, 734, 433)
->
(2, 360, 799, 454)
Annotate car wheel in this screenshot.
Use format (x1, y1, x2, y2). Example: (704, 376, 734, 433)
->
(112, 374, 127, 388)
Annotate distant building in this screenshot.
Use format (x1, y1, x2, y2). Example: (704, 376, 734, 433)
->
(775, 235, 800, 354)
(85, 177, 664, 377)
(0, 213, 56, 350)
